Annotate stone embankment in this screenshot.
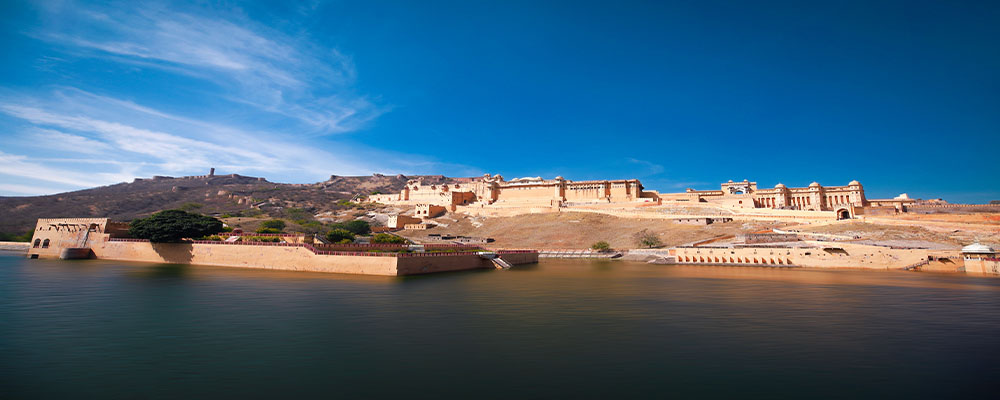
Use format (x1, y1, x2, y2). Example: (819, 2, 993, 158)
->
(539, 248, 678, 263)
(622, 249, 675, 263)
(0, 241, 29, 253)
(539, 249, 621, 259)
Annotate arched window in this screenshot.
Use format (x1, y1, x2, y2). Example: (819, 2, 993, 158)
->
(42, 239, 50, 248)
(33, 239, 41, 248)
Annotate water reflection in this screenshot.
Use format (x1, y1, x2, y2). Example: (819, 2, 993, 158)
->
(1, 254, 998, 399)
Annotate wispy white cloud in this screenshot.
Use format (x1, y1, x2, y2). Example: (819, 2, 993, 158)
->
(0, 2, 480, 196)
(0, 150, 131, 188)
(0, 103, 272, 169)
(0, 183, 72, 196)
(31, 1, 381, 134)
(627, 158, 665, 175)
(24, 127, 114, 155)
(0, 88, 472, 195)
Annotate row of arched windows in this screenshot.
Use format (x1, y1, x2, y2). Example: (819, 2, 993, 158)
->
(755, 194, 857, 209)
(679, 255, 792, 265)
(32, 239, 50, 248)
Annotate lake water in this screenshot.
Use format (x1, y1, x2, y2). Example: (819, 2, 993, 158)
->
(1, 253, 999, 399)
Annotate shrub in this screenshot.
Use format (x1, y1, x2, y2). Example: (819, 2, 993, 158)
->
(635, 230, 662, 248)
(256, 227, 282, 234)
(591, 241, 612, 252)
(0, 230, 34, 242)
(326, 229, 355, 243)
(344, 220, 371, 235)
(242, 236, 280, 243)
(260, 219, 286, 231)
(237, 209, 264, 217)
(371, 233, 407, 244)
(178, 202, 203, 212)
(129, 210, 223, 243)
(329, 220, 370, 235)
(300, 221, 325, 234)
(283, 208, 312, 221)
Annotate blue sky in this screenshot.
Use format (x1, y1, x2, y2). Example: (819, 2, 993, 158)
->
(0, 1, 997, 202)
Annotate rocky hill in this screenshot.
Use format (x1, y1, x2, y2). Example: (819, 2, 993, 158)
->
(0, 173, 455, 235)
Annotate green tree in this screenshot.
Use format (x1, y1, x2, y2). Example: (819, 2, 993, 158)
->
(129, 210, 223, 243)
(342, 220, 371, 235)
(635, 230, 662, 248)
(591, 241, 612, 252)
(178, 202, 203, 212)
(326, 229, 356, 244)
(260, 219, 286, 231)
(255, 227, 282, 234)
(371, 233, 407, 244)
(300, 221, 325, 234)
(0, 230, 33, 242)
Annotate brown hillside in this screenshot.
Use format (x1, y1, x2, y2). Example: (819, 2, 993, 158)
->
(0, 173, 453, 235)
(397, 212, 784, 250)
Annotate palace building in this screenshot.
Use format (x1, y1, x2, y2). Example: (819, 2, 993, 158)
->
(681, 179, 915, 219)
(368, 173, 659, 209)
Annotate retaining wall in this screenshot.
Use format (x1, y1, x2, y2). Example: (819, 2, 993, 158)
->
(31, 236, 537, 276)
(0, 241, 29, 252)
(674, 241, 929, 270)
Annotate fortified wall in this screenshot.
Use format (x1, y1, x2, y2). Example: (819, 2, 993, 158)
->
(27, 218, 537, 276)
(673, 241, 939, 270)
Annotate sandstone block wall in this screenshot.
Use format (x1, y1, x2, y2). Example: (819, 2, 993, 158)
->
(674, 242, 929, 270)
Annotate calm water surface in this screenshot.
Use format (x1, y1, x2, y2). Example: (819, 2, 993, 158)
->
(1, 253, 999, 399)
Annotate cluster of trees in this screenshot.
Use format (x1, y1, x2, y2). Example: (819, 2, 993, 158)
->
(326, 229, 355, 244)
(323, 220, 373, 244)
(130, 209, 394, 246)
(325, 231, 406, 245)
(129, 210, 223, 242)
(251, 218, 371, 238)
(256, 219, 286, 233)
(329, 220, 370, 235)
(0, 231, 33, 242)
(371, 233, 407, 244)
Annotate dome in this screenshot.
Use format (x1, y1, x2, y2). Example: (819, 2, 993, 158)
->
(809, 182, 821, 187)
(962, 243, 996, 254)
(728, 180, 734, 183)
(848, 180, 861, 186)
(775, 183, 785, 188)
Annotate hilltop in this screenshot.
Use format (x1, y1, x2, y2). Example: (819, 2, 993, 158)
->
(0, 172, 453, 235)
